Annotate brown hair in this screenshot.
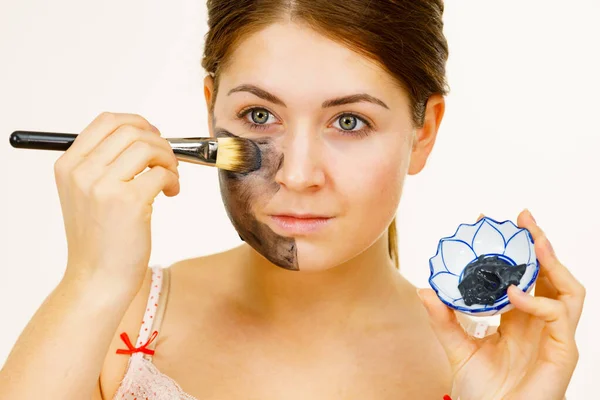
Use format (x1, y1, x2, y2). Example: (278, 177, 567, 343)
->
(202, 0, 449, 268)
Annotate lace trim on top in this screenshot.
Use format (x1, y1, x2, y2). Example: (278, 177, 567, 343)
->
(113, 354, 199, 400)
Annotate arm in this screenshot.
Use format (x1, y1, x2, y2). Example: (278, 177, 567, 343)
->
(0, 274, 136, 399)
(1, 112, 180, 399)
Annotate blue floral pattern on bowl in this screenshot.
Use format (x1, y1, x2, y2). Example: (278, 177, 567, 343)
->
(428, 217, 540, 316)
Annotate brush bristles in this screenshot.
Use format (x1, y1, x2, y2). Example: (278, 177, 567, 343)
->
(215, 137, 262, 173)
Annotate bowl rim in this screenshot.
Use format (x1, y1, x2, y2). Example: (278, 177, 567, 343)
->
(428, 216, 540, 314)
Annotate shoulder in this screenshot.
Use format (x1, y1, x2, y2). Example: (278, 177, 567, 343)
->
(170, 244, 245, 274)
(98, 247, 244, 398)
(168, 244, 246, 296)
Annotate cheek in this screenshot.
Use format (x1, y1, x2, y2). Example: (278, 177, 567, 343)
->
(338, 138, 407, 244)
(217, 130, 299, 271)
(369, 156, 405, 205)
(345, 157, 404, 245)
(338, 137, 408, 218)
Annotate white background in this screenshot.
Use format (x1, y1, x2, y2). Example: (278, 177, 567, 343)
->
(1, 0, 598, 397)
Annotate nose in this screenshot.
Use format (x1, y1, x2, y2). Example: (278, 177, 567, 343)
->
(274, 128, 326, 191)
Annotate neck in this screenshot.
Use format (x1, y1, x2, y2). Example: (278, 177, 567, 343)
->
(234, 233, 407, 328)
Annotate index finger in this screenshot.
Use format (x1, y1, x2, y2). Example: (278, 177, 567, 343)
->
(517, 209, 585, 328)
(517, 209, 582, 297)
(68, 112, 159, 158)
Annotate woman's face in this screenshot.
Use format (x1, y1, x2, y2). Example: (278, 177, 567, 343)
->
(206, 22, 439, 272)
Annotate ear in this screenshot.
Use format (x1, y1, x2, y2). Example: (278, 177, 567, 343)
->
(204, 74, 215, 137)
(408, 94, 445, 175)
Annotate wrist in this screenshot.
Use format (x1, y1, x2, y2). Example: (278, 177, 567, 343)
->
(60, 268, 138, 309)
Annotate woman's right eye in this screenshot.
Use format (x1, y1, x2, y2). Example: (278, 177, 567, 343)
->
(249, 108, 271, 124)
(236, 107, 279, 132)
(241, 108, 277, 127)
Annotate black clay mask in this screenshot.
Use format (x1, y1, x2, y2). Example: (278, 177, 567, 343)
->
(216, 128, 299, 271)
(458, 255, 527, 306)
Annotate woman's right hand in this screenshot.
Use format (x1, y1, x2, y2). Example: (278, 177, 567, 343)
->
(54, 112, 180, 296)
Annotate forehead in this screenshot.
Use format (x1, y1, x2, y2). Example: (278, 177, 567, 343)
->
(219, 22, 401, 103)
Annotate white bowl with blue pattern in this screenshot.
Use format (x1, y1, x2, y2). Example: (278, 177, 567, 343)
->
(428, 217, 540, 316)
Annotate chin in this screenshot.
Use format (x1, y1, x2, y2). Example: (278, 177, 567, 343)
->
(294, 238, 358, 272)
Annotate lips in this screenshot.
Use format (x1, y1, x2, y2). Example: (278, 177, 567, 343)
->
(268, 213, 333, 235)
(273, 213, 331, 219)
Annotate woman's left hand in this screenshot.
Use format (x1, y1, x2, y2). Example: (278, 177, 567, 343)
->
(418, 209, 585, 400)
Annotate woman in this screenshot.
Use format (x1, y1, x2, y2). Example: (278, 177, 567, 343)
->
(0, 0, 584, 399)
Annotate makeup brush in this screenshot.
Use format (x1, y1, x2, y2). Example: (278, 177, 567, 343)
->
(9, 130, 262, 173)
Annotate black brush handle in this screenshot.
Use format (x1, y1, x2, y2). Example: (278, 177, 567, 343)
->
(10, 131, 77, 151)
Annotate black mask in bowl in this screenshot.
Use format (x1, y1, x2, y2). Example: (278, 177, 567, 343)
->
(458, 255, 527, 306)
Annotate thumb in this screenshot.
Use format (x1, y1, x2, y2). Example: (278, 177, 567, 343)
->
(417, 288, 478, 368)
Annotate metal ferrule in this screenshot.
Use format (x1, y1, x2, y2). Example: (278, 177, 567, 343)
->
(166, 137, 218, 166)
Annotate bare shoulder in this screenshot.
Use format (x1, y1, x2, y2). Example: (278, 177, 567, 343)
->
(170, 245, 244, 277)
(168, 244, 246, 298)
(98, 246, 243, 399)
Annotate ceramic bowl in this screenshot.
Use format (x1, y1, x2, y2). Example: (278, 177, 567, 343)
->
(428, 216, 539, 316)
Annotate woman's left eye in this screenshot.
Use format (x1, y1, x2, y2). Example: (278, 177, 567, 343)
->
(332, 114, 372, 137)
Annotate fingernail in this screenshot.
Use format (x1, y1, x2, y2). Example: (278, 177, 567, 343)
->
(545, 237, 555, 256)
(509, 285, 525, 296)
(416, 288, 429, 304)
(527, 209, 536, 223)
(416, 288, 424, 301)
(416, 289, 431, 313)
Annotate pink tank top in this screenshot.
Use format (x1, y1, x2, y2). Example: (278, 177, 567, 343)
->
(112, 266, 198, 400)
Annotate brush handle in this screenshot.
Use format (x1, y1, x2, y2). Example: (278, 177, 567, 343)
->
(9, 130, 220, 167)
(10, 131, 77, 151)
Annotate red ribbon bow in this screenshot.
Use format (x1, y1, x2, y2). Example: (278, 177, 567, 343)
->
(443, 396, 452, 400)
(116, 330, 158, 356)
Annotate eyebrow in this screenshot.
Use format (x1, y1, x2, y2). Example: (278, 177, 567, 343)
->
(227, 84, 389, 110)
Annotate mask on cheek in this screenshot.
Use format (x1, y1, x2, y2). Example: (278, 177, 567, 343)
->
(216, 128, 299, 271)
